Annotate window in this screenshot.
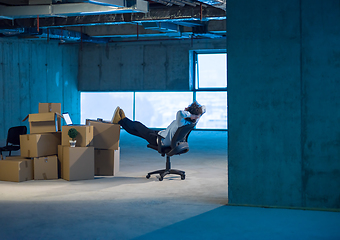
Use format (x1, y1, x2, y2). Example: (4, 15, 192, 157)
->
(193, 51, 227, 130)
(80, 92, 193, 127)
(195, 53, 227, 89)
(195, 91, 227, 129)
(135, 92, 193, 128)
(80, 50, 227, 130)
(81, 92, 133, 124)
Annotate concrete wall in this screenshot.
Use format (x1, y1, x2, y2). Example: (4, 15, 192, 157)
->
(0, 39, 80, 140)
(78, 39, 226, 91)
(228, 0, 340, 209)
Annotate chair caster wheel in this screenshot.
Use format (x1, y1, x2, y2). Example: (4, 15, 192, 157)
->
(146, 174, 150, 179)
(159, 176, 163, 181)
(181, 175, 185, 180)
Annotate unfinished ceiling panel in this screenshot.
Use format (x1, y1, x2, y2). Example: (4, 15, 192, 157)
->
(0, 0, 148, 19)
(0, 0, 226, 42)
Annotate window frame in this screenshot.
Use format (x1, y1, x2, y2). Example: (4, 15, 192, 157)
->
(190, 49, 228, 92)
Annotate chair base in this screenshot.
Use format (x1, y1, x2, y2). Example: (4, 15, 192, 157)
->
(146, 169, 185, 181)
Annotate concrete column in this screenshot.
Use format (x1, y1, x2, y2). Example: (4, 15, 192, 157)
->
(227, 0, 340, 209)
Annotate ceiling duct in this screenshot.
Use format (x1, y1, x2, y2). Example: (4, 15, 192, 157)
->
(65, 0, 128, 6)
(29, 0, 53, 5)
(142, 22, 180, 33)
(29, 0, 144, 7)
(0, 0, 148, 19)
(0, 28, 25, 36)
(196, 0, 225, 10)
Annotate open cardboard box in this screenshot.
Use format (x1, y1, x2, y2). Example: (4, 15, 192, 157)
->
(23, 112, 63, 134)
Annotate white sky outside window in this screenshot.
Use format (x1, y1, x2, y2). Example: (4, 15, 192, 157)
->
(196, 91, 227, 129)
(196, 53, 227, 89)
(135, 92, 193, 128)
(81, 92, 133, 124)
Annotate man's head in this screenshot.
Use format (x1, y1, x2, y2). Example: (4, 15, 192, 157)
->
(187, 101, 203, 116)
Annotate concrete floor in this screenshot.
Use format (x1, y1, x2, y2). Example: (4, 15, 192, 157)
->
(0, 130, 340, 240)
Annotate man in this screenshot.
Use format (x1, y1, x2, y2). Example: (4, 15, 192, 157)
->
(112, 101, 206, 147)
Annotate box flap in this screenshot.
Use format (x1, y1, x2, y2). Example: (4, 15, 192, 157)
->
(22, 115, 29, 122)
(29, 113, 56, 122)
(39, 103, 61, 113)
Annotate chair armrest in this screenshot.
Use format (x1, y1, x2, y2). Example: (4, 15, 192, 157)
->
(157, 135, 164, 154)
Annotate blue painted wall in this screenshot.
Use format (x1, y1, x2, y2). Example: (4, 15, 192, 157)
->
(0, 39, 80, 139)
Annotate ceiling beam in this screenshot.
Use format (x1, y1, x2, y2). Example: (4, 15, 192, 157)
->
(0, 5, 225, 29)
(79, 19, 225, 37)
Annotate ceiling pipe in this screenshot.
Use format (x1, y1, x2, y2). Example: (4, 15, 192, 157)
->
(37, 15, 40, 31)
(64, 0, 127, 6)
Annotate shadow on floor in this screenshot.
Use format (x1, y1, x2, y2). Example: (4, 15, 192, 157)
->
(134, 205, 340, 240)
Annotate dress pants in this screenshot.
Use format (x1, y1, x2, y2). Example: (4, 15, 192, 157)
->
(118, 117, 158, 146)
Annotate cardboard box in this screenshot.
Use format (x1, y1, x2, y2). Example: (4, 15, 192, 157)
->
(62, 125, 93, 147)
(20, 132, 61, 158)
(58, 145, 63, 178)
(95, 148, 120, 176)
(57, 145, 68, 179)
(62, 146, 94, 181)
(39, 103, 61, 113)
(4, 155, 31, 160)
(86, 119, 120, 150)
(0, 159, 33, 182)
(34, 155, 58, 180)
(23, 112, 62, 134)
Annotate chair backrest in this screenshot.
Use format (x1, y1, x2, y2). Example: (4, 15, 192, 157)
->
(6, 126, 27, 146)
(166, 123, 196, 156)
(170, 123, 196, 149)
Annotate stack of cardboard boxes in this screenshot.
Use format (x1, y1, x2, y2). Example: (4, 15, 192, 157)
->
(58, 119, 121, 181)
(86, 119, 120, 177)
(0, 103, 121, 183)
(58, 124, 95, 181)
(0, 103, 62, 182)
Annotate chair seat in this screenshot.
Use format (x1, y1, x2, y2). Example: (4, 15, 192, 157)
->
(147, 144, 171, 154)
(146, 123, 195, 181)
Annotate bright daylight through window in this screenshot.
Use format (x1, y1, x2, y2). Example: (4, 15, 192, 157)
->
(194, 52, 227, 129)
(195, 52, 227, 89)
(81, 52, 227, 130)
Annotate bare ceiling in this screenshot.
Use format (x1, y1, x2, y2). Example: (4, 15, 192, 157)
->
(0, 0, 226, 43)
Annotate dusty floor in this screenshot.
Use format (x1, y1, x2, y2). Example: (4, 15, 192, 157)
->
(0, 131, 339, 240)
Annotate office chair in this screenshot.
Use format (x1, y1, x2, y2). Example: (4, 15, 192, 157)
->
(146, 123, 196, 181)
(0, 126, 27, 160)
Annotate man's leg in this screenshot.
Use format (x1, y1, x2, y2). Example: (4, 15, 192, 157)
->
(119, 117, 157, 145)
